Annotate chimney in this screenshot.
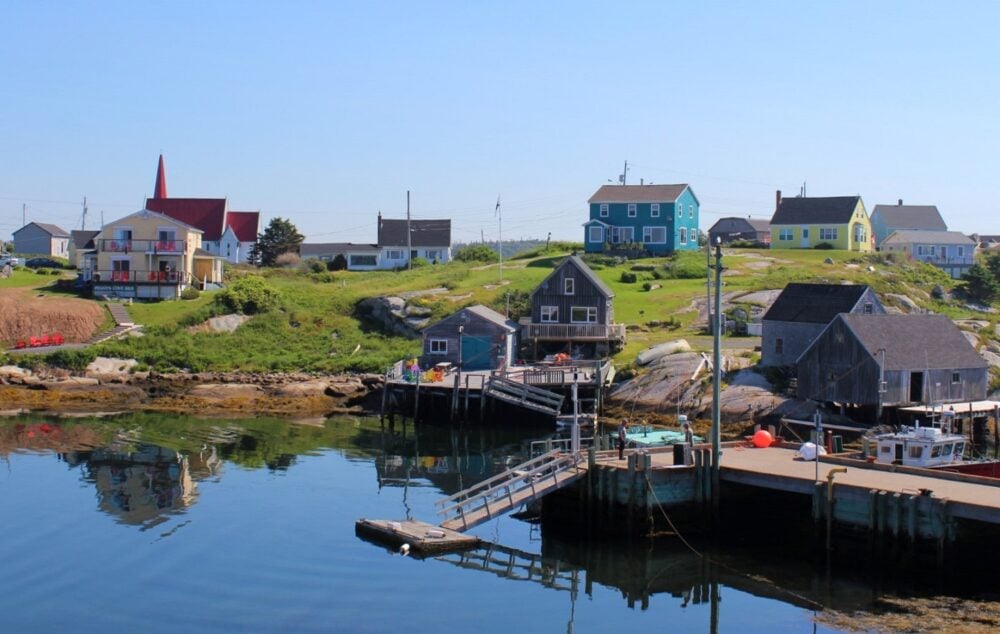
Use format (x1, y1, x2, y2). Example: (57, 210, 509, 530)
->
(640, 178, 644, 186)
(898, 199, 903, 206)
(775, 189, 782, 213)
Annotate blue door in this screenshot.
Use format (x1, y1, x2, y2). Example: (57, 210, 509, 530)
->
(461, 335, 493, 370)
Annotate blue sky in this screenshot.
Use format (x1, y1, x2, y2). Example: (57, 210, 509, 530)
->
(2, 1, 998, 244)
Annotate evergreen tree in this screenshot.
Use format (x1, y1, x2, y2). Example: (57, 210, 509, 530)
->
(257, 217, 304, 267)
(246, 241, 263, 267)
(961, 263, 1000, 304)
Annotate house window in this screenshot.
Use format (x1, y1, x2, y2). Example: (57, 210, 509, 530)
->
(600, 204, 609, 218)
(677, 206, 683, 218)
(589, 226, 604, 243)
(429, 339, 448, 355)
(952, 372, 960, 383)
(688, 205, 694, 218)
(957, 247, 964, 257)
(864, 303, 873, 314)
(627, 204, 637, 217)
(111, 259, 130, 282)
(540, 306, 559, 322)
(349, 254, 377, 267)
(929, 245, 936, 255)
(643, 226, 666, 244)
(779, 229, 793, 241)
(425, 249, 442, 262)
(570, 306, 597, 323)
(679, 227, 688, 244)
(564, 278, 575, 295)
(387, 249, 404, 260)
(775, 338, 784, 354)
(820, 228, 838, 241)
(651, 203, 660, 217)
(611, 226, 634, 243)
(802, 228, 809, 239)
(854, 224, 867, 243)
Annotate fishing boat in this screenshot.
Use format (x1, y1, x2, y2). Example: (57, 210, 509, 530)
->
(871, 423, 1000, 478)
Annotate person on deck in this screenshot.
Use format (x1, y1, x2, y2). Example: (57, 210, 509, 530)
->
(617, 419, 628, 460)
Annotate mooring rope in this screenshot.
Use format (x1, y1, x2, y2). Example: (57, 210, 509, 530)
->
(644, 476, 703, 558)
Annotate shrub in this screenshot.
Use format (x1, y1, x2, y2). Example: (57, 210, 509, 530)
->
(814, 242, 835, 250)
(310, 272, 337, 283)
(619, 271, 637, 283)
(49, 269, 62, 275)
(642, 282, 653, 291)
(304, 258, 326, 273)
(180, 287, 201, 300)
(328, 255, 347, 271)
(454, 244, 497, 262)
(410, 257, 430, 268)
(631, 264, 656, 271)
(216, 275, 281, 314)
(274, 252, 301, 268)
(44, 348, 98, 371)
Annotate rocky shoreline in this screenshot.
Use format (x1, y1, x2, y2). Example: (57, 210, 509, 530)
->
(0, 363, 384, 418)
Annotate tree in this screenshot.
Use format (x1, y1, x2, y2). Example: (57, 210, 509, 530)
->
(454, 244, 497, 262)
(986, 252, 1000, 281)
(246, 241, 262, 267)
(257, 217, 304, 267)
(961, 263, 1000, 304)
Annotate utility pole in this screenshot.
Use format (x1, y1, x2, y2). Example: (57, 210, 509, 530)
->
(22, 203, 26, 227)
(706, 240, 712, 334)
(711, 238, 723, 515)
(496, 195, 503, 282)
(82, 196, 88, 230)
(406, 190, 412, 271)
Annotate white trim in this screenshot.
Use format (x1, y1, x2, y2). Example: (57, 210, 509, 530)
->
(599, 203, 609, 218)
(589, 226, 604, 243)
(651, 203, 660, 217)
(564, 277, 575, 295)
(570, 306, 597, 323)
(643, 226, 666, 244)
(429, 339, 448, 354)
(540, 306, 559, 322)
(627, 203, 637, 217)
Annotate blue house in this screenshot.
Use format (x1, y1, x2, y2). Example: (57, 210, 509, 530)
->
(584, 184, 700, 255)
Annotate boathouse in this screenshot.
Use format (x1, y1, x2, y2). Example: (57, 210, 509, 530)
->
(519, 255, 625, 360)
(420, 305, 518, 371)
(761, 283, 885, 367)
(796, 313, 988, 409)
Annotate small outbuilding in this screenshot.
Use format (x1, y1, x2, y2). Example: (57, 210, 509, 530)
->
(420, 305, 518, 371)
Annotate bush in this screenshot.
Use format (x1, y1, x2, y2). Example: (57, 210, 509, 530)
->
(304, 258, 326, 273)
(44, 348, 98, 371)
(274, 252, 301, 268)
(631, 264, 656, 271)
(410, 257, 430, 268)
(814, 242, 835, 250)
(180, 287, 201, 300)
(454, 244, 497, 262)
(619, 271, 637, 283)
(328, 255, 347, 271)
(216, 275, 281, 314)
(642, 282, 653, 291)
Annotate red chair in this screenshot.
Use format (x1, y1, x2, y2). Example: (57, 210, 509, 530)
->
(52, 333, 64, 345)
(15, 340, 26, 349)
(29, 336, 42, 347)
(40, 335, 51, 346)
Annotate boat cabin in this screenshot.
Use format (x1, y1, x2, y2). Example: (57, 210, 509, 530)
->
(873, 425, 965, 468)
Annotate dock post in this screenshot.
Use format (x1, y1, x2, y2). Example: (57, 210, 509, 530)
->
(463, 376, 470, 419)
(451, 373, 460, 421)
(812, 481, 823, 523)
(936, 498, 950, 565)
(380, 377, 389, 422)
(626, 454, 636, 535)
(413, 374, 421, 422)
(693, 449, 703, 504)
(905, 494, 918, 544)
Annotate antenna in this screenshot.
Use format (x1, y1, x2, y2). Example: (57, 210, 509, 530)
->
(82, 196, 88, 230)
(406, 190, 412, 271)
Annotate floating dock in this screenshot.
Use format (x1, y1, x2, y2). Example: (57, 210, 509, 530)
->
(355, 518, 479, 554)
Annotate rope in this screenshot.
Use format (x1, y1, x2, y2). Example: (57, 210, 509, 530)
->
(644, 476, 703, 558)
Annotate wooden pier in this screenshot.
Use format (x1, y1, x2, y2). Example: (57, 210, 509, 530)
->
(355, 518, 479, 554)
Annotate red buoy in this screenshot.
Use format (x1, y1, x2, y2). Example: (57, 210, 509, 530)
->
(752, 429, 773, 448)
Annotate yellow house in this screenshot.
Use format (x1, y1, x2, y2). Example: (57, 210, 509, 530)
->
(90, 209, 224, 299)
(769, 191, 874, 252)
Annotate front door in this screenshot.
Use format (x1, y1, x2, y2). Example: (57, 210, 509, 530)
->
(461, 335, 493, 371)
(800, 228, 810, 248)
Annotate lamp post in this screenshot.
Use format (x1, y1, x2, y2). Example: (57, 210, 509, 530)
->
(711, 238, 722, 512)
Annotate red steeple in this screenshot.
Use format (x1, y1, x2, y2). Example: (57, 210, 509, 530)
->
(153, 154, 168, 199)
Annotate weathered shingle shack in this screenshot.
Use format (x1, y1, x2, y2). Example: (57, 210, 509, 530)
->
(797, 314, 988, 410)
(420, 305, 518, 371)
(519, 255, 625, 359)
(761, 283, 885, 367)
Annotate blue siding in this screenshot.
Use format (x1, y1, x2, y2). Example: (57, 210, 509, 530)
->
(583, 187, 700, 255)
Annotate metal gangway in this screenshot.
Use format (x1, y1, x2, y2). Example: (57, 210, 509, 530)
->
(435, 542, 581, 593)
(436, 447, 588, 532)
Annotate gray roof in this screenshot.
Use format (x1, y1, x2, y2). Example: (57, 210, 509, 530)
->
(881, 230, 976, 246)
(709, 217, 770, 233)
(840, 314, 987, 371)
(300, 242, 378, 257)
(763, 283, 872, 324)
(16, 222, 71, 238)
(870, 204, 946, 231)
(70, 229, 100, 249)
(428, 304, 518, 333)
(378, 218, 451, 248)
(588, 184, 690, 204)
(771, 196, 861, 225)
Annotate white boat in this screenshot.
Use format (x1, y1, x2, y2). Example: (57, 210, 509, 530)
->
(872, 423, 965, 468)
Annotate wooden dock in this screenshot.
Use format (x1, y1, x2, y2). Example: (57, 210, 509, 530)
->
(355, 518, 479, 554)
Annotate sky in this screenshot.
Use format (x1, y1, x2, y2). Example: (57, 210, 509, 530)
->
(2, 1, 999, 245)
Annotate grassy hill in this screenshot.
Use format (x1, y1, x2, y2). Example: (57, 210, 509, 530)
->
(4, 246, 996, 380)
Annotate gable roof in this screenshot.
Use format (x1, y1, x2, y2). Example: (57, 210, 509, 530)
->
(70, 229, 100, 250)
(105, 208, 202, 233)
(225, 211, 260, 242)
(588, 184, 691, 204)
(536, 255, 614, 299)
(881, 230, 976, 246)
(763, 283, 873, 324)
(16, 222, 71, 238)
(870, 204, 946, 231)
(747, 218, 771, 232)
(299, 242, 379, 257)
(427, 304, 519, 334)
(839, 314, 987, 371)
(771, 196, 861, 225)
(145, 198, 227, 241)
(709, 217, 770, 233)
(378, 217, 451, 247)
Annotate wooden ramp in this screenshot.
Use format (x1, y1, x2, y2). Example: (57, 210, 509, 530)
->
(436, 449, 587, 532)
(355, 518, 479, 554)
(484, 376, 564, 417)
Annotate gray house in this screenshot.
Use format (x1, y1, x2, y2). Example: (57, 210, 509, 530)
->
(520, 255, 625, 359)
(880, 230, 977, 279)
(761, 283, 885, 367)
(420, 305, 518, 371)
(69, 229, 99, 270)
(708, 217, 771, 246)
(797, 314, 987, 408)
(869, 201, 947, 248)
(12, 222, 71, 258)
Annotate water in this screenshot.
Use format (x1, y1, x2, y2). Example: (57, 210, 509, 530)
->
(0, 413, 991, 633)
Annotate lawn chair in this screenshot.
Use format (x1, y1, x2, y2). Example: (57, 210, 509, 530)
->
(52, 333, 64, 345)
(29, 336, 42, 347)
(15, 340, 27, 349)
(40, 334, 51, 346)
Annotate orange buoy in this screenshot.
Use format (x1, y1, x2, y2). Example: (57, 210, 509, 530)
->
(751, 429, 773, 448)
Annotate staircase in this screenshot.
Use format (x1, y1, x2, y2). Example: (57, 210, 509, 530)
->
(436, 449, 587, 532)
(483, 376, 565, 417)
(84, 302, 140, 345)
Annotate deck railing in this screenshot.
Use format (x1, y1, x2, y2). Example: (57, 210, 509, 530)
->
(92, 269, 188, 284)
(519, 320, 626, 341)
(98, 239, 186, 253)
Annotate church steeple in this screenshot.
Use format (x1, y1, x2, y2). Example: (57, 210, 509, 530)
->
(153, 154, 168, 199)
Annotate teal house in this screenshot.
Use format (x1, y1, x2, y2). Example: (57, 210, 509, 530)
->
(584, 184, 700, 255)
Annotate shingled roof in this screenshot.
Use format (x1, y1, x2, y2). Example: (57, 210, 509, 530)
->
(839, 314, 987, 371)
(70, 229, 99, 250)
(534, 255, 614, 299)
(870, 204, 946, 231)
(762, 283, 872, 324)
(377, 217, 451, 247)
(588, 184, 691, 203)
(771, 196, 861, 225)
(881, 230, 975, 246)
(18, 222, 71, 238)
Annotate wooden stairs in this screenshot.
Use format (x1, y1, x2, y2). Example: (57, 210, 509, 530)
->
(436, 449, 587, 532)
(483, 376, 564, 417)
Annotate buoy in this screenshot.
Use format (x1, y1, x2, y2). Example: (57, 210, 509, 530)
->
(399, 543, 410, 556)
(752, 429, 773, 448)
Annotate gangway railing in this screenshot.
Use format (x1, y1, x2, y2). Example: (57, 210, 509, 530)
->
(435, 542, 581, 593)
(436, 449, 586, 532)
